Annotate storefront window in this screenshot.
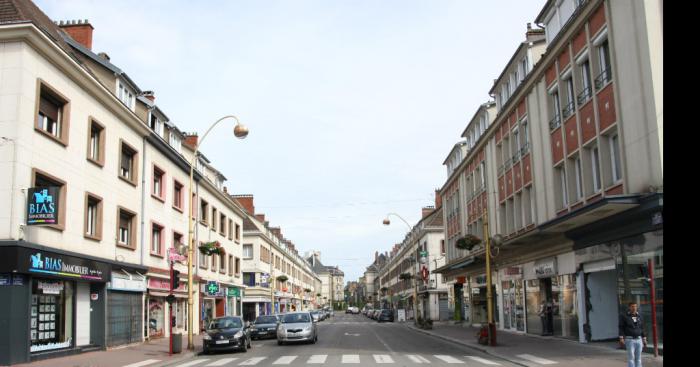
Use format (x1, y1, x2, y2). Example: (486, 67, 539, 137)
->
(525, 279, 542, 335)
(616, 231, 663, 346)
(31, 279, 74, 352)
(556, 274, 579, 339)
(148, 298, 165, 337)
(502, 280, 525, 331)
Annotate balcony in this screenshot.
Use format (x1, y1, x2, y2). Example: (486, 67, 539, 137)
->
(562, 101, 575, 120)
(549, 113, 562, 131)
(520, 142, 530, 156)
(577, 86, 592, 106)
(595, 68, 612, 90)
(512, 150, 521, 163)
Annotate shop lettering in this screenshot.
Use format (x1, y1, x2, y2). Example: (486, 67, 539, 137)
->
(61, 263, 89, 275)
(29, 202, 55, 215)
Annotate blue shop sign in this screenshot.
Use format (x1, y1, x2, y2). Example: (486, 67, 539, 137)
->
(27, 187, 60, 225)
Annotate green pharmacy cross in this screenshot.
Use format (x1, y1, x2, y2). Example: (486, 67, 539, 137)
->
(206, 281, 220, 296)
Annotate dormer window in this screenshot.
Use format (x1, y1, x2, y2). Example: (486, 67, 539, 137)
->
(169, 133, 182, 153)
(521, 57, 529, 79)
(117, 80, 135, 110)
(150, 114, 164, 137)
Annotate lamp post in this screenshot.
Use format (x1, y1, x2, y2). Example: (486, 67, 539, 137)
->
(186, 115, 248, 350)
(482, 209, 503, 346)
(382, 213, 418, 323)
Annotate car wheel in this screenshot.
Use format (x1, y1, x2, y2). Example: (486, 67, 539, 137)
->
(277, 340, 283, 346)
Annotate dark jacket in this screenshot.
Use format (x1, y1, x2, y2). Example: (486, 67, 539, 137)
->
(618, 311, 645, 338)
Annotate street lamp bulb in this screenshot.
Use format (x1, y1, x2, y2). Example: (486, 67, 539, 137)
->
(382, 218, 390, 225)
(233, 123, 249, 139)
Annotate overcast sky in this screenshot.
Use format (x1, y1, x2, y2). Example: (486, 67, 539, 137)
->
(38, 0, 543, 282)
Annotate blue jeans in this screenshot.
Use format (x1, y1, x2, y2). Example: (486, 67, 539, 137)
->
(625, 337, 643, 367)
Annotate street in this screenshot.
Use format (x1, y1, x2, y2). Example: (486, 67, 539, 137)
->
(165, 314, 522, 367)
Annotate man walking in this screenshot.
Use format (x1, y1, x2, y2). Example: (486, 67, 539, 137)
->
(619, 302, 647, 367)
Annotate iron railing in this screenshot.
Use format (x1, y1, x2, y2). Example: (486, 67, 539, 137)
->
(577, 86, 592, 106)
(562, 101, 575, 119)
(595, 68, 612, 90)
(549, 113, 562, 130)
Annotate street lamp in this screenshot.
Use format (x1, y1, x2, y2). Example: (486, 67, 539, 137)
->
(483, 210, 503, 346)
(382, 213, 419, 323)
(186, 115, 248, 350)
(382, 213, 412, 231)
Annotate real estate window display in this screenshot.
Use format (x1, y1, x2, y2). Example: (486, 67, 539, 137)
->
(31, 279, 74, 351)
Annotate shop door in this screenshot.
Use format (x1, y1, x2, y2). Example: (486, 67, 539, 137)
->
(501, 281, 513, 330)
(107, 291, 142, 347)
(216, 299, 225, 317)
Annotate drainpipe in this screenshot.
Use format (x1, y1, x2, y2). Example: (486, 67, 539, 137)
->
(140, 135, 148, 266)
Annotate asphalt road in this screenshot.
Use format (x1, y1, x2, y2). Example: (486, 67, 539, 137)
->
(164, 314, 523, 367)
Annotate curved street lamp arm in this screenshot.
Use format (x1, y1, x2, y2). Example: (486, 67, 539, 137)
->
(386, 213, 412, 231)
(195, 115, 241, 156)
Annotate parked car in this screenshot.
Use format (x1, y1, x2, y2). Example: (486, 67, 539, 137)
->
(310, 310, 321, 323)
(277, 312, 318, 345)
(377, 309, 394, 323)
(202, 316, 251, 354)
(373, 309, 382, 319)
(250, 315, 279, 340)
(352, 307, 360, 314)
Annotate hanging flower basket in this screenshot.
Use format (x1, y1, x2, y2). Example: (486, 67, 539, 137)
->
(304, 288, 312, 293)
(276, 275, 288, 282)
(198, 241, 225, 255)
(456, 234, 482, 251)
(399, 272, 413, 280)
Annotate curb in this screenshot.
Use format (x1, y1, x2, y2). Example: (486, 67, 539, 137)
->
(405, 324, 529, 367)
(151, 350, 199, 367)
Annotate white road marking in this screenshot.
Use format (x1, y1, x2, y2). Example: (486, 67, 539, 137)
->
(342, 354, 361, 364)
(122, 360, 161, 367)
(516, 354, 558, 365)
(434, 355, 464, 364)
(373, 354, 394, 363)
(239, 357, 267, 365)
(466, 356, 501, 365)
(205, 358, 238, 366)
(307, 355, 328, 364)
(175, 360, 209, 367)
(272, 356, 297, 365)
(407, 355, 431, 364)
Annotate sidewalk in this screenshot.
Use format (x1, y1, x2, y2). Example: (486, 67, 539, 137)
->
(12, 335, 204, 367)
(406, 322, 663, 367)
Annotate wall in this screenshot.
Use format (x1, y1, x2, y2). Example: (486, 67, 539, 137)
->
(586, 269, 618, 340)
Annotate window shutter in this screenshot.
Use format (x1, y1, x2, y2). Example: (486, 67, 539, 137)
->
(40, 95, 60, 122)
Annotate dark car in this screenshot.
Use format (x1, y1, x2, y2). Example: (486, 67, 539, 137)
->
(377, 309, 394, 322)
(202, 316, 251, 354)
(250, 315, 279, 340)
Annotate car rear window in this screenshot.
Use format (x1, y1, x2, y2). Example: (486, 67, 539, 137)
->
(382, 310, 391, 315)
(255, 316, 277, 324)
(282, 313, 311, 323)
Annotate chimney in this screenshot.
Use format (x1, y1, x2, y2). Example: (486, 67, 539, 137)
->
(233, 194, 255, 215)
(422, 206, 435, 218)
(223, 186, 228, 194)
(375, 251, 378, 262)
(142, 90, 155, 102)
(526, 22, 545, 41)
(183, 133, 198, 149)
(59, 19, 94, 50)
(255, 214, 266, 223)
(435, 189, 442, 208)
(270, 227, 282, 239)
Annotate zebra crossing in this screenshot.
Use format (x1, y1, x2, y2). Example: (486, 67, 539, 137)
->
(131, 353, 559, 367)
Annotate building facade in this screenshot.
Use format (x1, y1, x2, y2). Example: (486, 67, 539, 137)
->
(436, 0, 662, 348)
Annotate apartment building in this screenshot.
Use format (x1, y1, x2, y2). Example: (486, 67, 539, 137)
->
(436, 0, 662, 347)
(0, 0, 249, 363)
(305, 251, 344, 309)
(235, 195, 321, 321)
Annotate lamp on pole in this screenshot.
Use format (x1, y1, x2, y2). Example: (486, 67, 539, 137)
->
(382, 213, 412, 231)
(382, 213, 419, 323)
(483, 208, 503, 346)
(186, 115, 248, 350)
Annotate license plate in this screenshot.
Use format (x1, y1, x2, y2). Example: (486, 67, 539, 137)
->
(258, 331, 267, 334)
(215, 340, 229, 344)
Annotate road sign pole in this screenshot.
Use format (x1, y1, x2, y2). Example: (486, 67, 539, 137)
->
(169, 260, 173, 356)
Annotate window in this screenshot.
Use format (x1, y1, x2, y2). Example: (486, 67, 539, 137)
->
(512, 128, 520, 160)
(235, 223, 241, 242)
(150, 114, 164, 137)
(574, 156, 583, 201)
(199, 243, 208, 268)
(440, 240, 445, 254)
(557, 166, 568, 208)
(151, 222, 164, 256)
(611, 134, 622, 182)
(32, 169, 66, 230)
(235, 257, 241, 275)
(173, 180, 184, 211)
(83, 193, 103, 240)
(219, 213, 226, 235)
(596, 39, 612, 88)
(243, 244, 253, 259)
(173, 231, 184, 249)
(591, 146, 602, 192)
(480, 161, 486, 188)
(550, 89, 562, 130)
(521, 57, 529, 79)
(169, 132, 182, 154)
(578, 59, 592, 104)
(87, 118, 105, 166)
(228, 219, 233, 240)
(117, 80, 134, 110)
(117, 207, 137, 248)
(212, 253, 218, 271)
(229, 256, 234, 276)
(219, 253, 226, 273)
(200, 199, 209, 225)
(119, 140, 138, 185)
(35, 81, 70, 145)
(563, 78, 575, 118)
(211, 207, 217, 230)
(152, 165, 165, 201)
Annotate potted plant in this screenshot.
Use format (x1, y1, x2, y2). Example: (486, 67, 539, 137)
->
(304, 288, 312, 293)
(316, 293, 322, 297)
(455, 234, 482, 251)
(276, 275, 288, 283)
(198, 241, 225, 256)
(399, 272, 413, 281)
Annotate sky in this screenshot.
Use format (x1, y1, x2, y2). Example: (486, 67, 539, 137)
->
(37, 0, 544, 282)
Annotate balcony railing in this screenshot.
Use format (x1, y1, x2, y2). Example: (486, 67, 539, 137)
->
(577, 86, 592, 106)
(520, 142, 530, 156)
(504, 157, 512, 170)
(549, 113, 562, 131)
(512, 150, 521, 163)
(594, 68, 612, 90)
(562, 101, 575, 119)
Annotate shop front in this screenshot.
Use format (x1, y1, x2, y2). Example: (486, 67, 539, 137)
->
(468, 273, 498, 327)
(106, 269, 146, 347)
(499, 266, 525, 333)
(0, 243, 111, 365)
(201, 281, 226, 330)
(225, 285, 244, 317)
(523, 253, 579, 339)
(146, 274, 188, 339)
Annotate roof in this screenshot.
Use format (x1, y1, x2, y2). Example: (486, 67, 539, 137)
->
(535, 0, 556, 24)
(242, 215, 259, 231)
(488, 35, 547, 95)
(442, 141, 466, 165)
(461, 101, 496, 138)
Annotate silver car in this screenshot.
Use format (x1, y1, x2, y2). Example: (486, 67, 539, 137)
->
(277, 312, 318, 345)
